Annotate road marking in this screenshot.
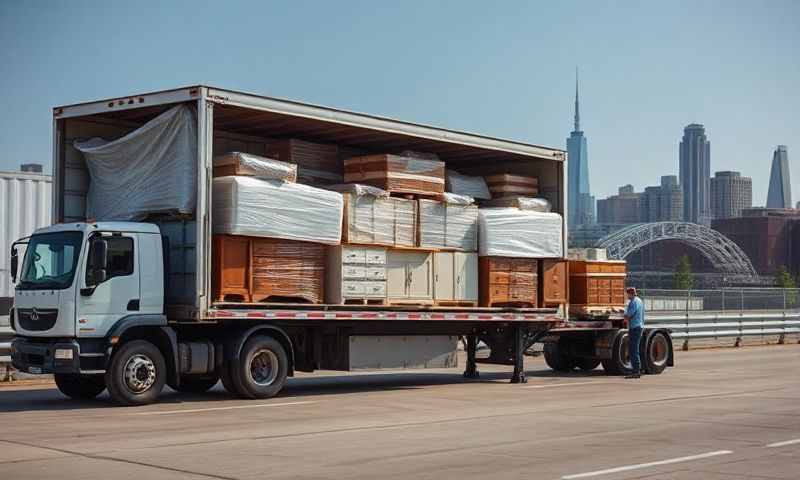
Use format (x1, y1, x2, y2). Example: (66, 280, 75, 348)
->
(131, 401, 315, 415)
(766, 438, 800, 448)
(523, 381, 616, 390)
(560, 450, 733, 479)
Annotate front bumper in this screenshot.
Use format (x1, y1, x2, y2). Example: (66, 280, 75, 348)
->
(11, 337, 107, 375)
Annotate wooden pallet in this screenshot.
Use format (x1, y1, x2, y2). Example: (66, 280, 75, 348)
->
(435, 300, 478, 307)
(487, 301, 536, 308)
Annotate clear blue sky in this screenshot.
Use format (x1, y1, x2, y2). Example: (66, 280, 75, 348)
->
(1, 1, 798, 204)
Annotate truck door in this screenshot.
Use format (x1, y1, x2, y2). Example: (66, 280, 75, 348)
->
(77, 234, 139, 337)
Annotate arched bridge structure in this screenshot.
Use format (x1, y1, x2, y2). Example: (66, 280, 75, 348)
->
(596, 222, 758, 277)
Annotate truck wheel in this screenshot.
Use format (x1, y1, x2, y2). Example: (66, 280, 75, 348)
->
(230, 336, 288, 399)
(54, 374, 106, 400)
(105, 340, 166, 406)
(169, 375, 219, 394)
(602, 331, 632, 375)
(644, 331, 670, 375)
(575, 358, 601, 371)
(543, 343, 575, 372)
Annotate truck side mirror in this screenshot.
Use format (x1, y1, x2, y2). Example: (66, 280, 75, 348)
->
(10, 247, 18, 283)
(86, 237, 109, 289)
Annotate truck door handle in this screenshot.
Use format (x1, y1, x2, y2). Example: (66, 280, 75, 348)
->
(127, 299, 140, 311)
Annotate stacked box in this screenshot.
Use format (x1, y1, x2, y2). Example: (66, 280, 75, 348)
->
(418, 199, 479, 251)
(213, 235, 325, 304)
(484, 174, 538, 197)
(266, 139, 342, 186)
(213, 152, 297, 181)
(344, 154, 445, 196)
(341, 190, 417, 247)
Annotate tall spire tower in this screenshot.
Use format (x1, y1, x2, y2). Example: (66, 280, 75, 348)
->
(567, 68, 594, 227)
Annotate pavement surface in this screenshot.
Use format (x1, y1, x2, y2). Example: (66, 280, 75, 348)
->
(0, 345, 798, 480)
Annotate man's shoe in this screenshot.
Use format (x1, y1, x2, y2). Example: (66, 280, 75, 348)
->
(625, 373, 641, 379)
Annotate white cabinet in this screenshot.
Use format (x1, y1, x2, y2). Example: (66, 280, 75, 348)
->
(434, 252, 478, 303)
(326, 246, 388, 304)
(386, 250, 434, 304)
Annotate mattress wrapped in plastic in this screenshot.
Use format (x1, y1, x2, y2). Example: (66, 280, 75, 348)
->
(74, 104, 197, 220)
(479, 196, 552, 212)
(213, 152, 297, 182)
(419, 198, 479, 251)
(478, 208, 563, 258)
(330, 183, 416, 247)
(213, 176, 343, 245)
(446, 170, 491, 200)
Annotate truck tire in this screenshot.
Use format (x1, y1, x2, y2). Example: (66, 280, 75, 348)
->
(543, 343, 575, 372)
(169, 375, 219, 394)
(229, 336, 288, 399)
(575, 358, 601, 371)
(602, 331, 632, 376)
(644, 331, 670, 375)
(54, 374, 106, 400)
(105, 340, 167, 406)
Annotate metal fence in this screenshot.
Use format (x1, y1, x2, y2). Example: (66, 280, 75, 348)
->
(639, 289, 800, 348)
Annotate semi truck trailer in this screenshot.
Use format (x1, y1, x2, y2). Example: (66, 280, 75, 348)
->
(9, 86, 673, 405)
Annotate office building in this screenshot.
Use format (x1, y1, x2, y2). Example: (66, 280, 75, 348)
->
(710, 171, 752, 219)
(597, 184, 642, 225)
(767, 145, 793, 209)
(679, 124, 711, 224)
(566, 71, 594, 227)
(640, 175, 684, 222)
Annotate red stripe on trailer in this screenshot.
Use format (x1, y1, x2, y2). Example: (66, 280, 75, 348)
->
(306, 312, 326, 319)
(430, 313, 446, 320)
(335, 312, 353, 319)
(246, 311, 266, 318)
(453, 314, 470, 320)
(406, 313, 422, 320)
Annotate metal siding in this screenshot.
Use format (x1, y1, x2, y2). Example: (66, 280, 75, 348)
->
(0, 173, 53, 299)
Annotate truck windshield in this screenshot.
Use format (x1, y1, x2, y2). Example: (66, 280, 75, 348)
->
(18, 232, 84, 290)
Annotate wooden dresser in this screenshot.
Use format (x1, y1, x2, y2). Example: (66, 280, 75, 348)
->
(212, 235, 325, 304)
(568, 259, 627, 313)
(479, 257, 538, 307)
(539, 259, 569, 307)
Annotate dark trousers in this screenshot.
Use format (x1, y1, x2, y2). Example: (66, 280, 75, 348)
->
(629, 326, 643, 373)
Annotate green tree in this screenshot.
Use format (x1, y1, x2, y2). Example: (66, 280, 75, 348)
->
(672, 255, 693, 290)
(775, 266, 798, 307)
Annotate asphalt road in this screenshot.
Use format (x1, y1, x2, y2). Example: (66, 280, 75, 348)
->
(1, 345, 798, 480)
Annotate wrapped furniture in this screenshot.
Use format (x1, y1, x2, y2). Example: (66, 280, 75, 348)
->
(484, 174, 538, 197)
(333, 184, 417, 247)
(213, 235, 325, 304)
(445, 170, 491, 200)
(213, 152, 297, 182)
(479, 196, 551, 212)
(478, 208, 563, 258)
(344, 154, 445, 196)
(418, 197, 479, 251)
(266, 139, 342, 186)
(212, 176, 343, 245)
(479, 257, 538, 307)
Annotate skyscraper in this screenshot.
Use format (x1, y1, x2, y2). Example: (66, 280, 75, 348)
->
(767, 145, 792, 209)
(640, 175, 684, 222)
(567, 70, 594, 227)
(679, 124, 711, 224)
(710, 171, 752, 219)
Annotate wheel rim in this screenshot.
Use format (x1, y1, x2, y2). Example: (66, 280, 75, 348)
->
(649, 334, 669, 367)
(123, 354, 157, 393)
(249, 349, 279, 386)
(620, 334, 633, 370)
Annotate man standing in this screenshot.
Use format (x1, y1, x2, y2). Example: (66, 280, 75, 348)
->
(624, 287, 645, 379)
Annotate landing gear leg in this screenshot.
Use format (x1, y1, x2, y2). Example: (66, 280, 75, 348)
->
(463, 335, 480, 379)
(511, 326, 527, 384)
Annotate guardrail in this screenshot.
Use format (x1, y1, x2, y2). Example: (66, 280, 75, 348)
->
(647, 311, 800, 349)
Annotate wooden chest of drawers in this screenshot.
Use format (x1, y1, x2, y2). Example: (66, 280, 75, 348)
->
(212, 235, 325, 304)
(540, 259, 569, 307)
(479, 257, 538, 307)
(568, 260, 627, 311)
(326, 245, 388, 304)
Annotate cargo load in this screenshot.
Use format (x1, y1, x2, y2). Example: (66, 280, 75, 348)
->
(568, 259, 627, 315)
(266, 139, 342, 186)
(478, 208, 563, 258)
(479, 196, 551, 212)
(479, 257, 538, 307)
(485, 174, 538, 197)
(212, 176, 343, 245)
(445, 170, 491, 200)
(212, 152, 297, 182)
(213, 235, 325, 303)
(330, 184, 417, 247)
(73, 104, 197, 220)
(343, 154, 445, 196)
(418, 194, 479, 251)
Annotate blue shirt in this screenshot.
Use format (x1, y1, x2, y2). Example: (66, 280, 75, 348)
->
(625, 296, 645, 329)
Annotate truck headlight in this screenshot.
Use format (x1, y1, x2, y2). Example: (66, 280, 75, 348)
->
(54, 349, 74, 360)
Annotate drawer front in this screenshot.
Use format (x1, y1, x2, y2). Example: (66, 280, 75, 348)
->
(342, 281, 365, 296)
(510, 260, 536, 273)
(364, 266, 386, 281)
(510, 271, 537, 286)
(343, 265, 365, 279)
(365, 248, 387, 265)
(362, 281, 387, 297)
(489, 271, 510, 284)
(509, 286, 536, 302)
(342, 247, 366, 264)
(488, 284, 509, 299)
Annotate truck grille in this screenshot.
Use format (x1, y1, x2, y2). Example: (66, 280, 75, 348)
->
(17, 308, 59, 331)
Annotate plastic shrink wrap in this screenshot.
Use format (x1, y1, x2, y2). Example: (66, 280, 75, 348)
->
(213, 152, 297, 182)
(343, 154, 445, 195)
(479, 196, 552, 212)
(478, 208, 563, 258)
(446, 170, 491, 200)
(213, 176, 343, 245)
(266, 139, 342, 186)
(485, 174, 539, 197)
(329, 184, 416, 247)
(74, 104, 197, 220)
(418, 198, 479, 251)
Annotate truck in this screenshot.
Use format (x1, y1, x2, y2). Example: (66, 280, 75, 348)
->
(9, 86, 673, 405)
